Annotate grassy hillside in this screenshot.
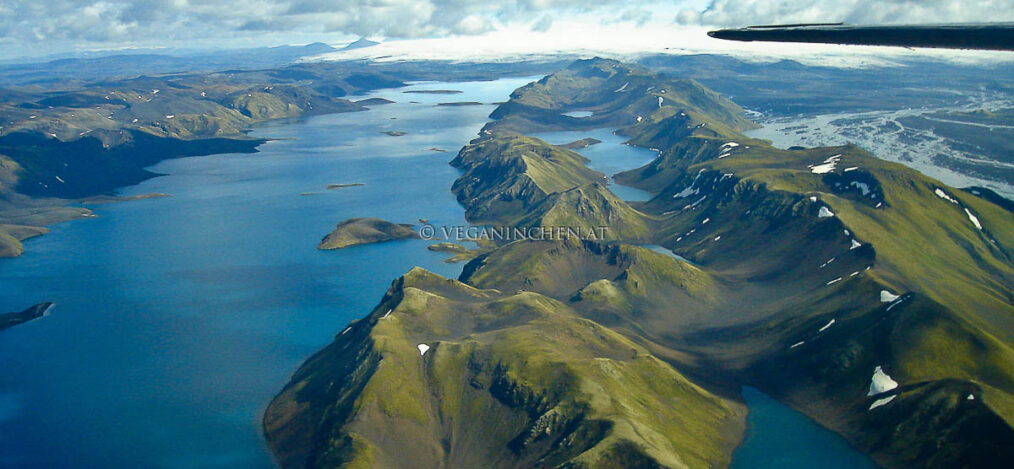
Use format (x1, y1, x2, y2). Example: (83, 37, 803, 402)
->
(264, 268, 745, 469)
(450, 135, 605, 224)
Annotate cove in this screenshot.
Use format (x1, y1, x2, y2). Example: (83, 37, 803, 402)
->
(731, 387, 880, 468)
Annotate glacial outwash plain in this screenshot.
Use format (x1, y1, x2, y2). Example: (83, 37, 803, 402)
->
(263, 59, 1014, 468)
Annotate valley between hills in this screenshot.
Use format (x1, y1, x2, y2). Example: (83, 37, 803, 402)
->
(262, 59, 1014, 468)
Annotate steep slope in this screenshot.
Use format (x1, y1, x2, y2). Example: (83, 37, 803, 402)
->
(451, 135, 655, 241)
(516, 183, 654, 242)
(450, 135, 605, 224)
(602, 86, 1014, 467)
(264, 268, 745, 469)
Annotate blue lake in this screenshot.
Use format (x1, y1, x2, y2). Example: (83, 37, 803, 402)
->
(0, 76, 877, 468)
(0, 76, 535, 468)
(733, 387, 880, 469)
(531, 128, 657, 201)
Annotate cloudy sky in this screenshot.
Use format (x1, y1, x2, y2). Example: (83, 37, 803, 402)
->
(3, 0, 1013, 60)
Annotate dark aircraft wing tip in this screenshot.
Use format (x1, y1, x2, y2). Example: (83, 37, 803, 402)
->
(707, 23, 1014, 51)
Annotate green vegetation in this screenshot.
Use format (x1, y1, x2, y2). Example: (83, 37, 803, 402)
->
(450, 135, 604, 224)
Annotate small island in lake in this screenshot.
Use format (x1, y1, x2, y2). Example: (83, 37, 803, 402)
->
(437, 101, 483, 106)
(326, 183, 365, 190)
(403, 89, 462, 94)
(1, 302, 54, 331)
(381, 131, 407, 136)
(559, 137, 603, 150)
(354, 97, 395, 106)
(318, 218, 419, 250)
(80, 193, 171, 205)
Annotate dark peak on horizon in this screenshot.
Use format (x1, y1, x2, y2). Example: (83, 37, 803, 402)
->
(340, 37, 380, 51)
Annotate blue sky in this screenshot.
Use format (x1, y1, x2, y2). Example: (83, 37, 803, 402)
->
(2, 0, 1012, 60)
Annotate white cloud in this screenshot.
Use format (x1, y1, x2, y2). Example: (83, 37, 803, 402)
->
(1, 0, 1011, 59)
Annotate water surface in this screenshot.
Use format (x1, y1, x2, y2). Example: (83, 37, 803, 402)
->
(531, 128, 657, 201)
(0, 76, 536, 469)
(732, 387, 880, 469)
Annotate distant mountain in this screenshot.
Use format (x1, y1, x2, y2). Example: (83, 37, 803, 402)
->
(340, 38, 380, 51)
(0, 42, 337, 86)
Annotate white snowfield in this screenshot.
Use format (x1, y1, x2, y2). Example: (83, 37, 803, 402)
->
(964, 208, 983, 230)
(818, 319, 836, 332)
(868, 365, 898, 396)
(417, 344, 431, 356)
(850, 239, 862, 250)
(809, 154, 842, 174)
(934, 188, 959, 204)
(818, 206, 835, 218)
(880, 290, 900, 302)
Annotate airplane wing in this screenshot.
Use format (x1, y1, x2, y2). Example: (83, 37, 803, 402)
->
(707, 23, 1014, 51)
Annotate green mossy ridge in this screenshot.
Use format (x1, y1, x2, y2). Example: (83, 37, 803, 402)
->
(450, 135, 604, 224)
(517, 183, 654, 242)
(451, 135, 656, 241)
(265, 268, 744, 469)
(598, 62, 1014, 466)
(480, 58, 1014, 465)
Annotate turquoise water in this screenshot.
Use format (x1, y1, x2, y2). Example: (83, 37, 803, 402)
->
(0, 76, 536, 469)
(530, 128, 657, 201)
(0, 75, 878, 468)
(732, 387, 880, 469)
